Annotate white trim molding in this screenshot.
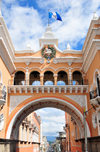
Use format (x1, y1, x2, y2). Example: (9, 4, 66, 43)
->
(0, 38, 16, 74)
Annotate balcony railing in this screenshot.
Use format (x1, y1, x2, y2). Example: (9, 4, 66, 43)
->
(8, 85, 88, 94)
(8, 79, 88, 86)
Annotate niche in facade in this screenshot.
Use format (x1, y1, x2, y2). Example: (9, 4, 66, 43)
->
(57, 71, 68, 85)
(72, 71, 83, 85)
(44, 71, 54, 85)
(96, 74, 100, 96)
(14, 71, 25, 85)
(30, 71, 40, 85)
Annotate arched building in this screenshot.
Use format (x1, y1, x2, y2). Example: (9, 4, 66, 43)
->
(0, 12, 100, 152)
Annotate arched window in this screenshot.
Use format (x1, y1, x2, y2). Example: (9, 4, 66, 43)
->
(44, 71, 54, 85)
(57, 71, 68, 85)
(32, 81, 40, 86)
(57, 81, 66, 85)
(30, 71, 40, 85)
(14, 71, 25, 85)
(72, 71, 83, 85)
(44, 81, 53, 85)
(96, 74, 100, 96)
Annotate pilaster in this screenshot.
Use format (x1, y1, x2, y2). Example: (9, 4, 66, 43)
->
(40, 74, 44, 85)
(25, 68, 29, 85)
(54, 74, 58, 85)
(68, 68, 72, 85)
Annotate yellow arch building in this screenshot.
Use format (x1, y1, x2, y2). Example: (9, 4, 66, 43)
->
(0, 12, 100, 152)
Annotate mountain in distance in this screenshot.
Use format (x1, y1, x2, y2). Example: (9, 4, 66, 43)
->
(46, 136, 56, 142)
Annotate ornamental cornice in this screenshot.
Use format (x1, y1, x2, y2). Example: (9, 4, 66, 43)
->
(15, 50, 34, 54)
(63, 50, 82, 54)
(53, 56, 83, 64)
(14, 56, 82, 64)
(14, 57, 44, 64)
(15, 66, 81, 73)
(83, 28, 100, 60)
(82, 40, 100, 73)
(0, 38, 16, 74)
(0, 18, 15, 59)
(82, 18, 100, 53)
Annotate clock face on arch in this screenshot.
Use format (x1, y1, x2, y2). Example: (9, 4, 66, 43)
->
(41, 45, 56, 60)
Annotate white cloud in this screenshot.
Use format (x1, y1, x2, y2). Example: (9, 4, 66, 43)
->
(2, 4, 44, 50)
(2, 0, 100, 51)
(36, 108, 65, 136)
(37, 0, 100, 50)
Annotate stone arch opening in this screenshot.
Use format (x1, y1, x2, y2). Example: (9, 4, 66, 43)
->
(14, 71, 25, 85)
(44, 71, 54, 85)
(72, 71, 83, 85)
(57, 71, 68, 85)
(6, 97, 91, 140)
(30, 71, 40, 85)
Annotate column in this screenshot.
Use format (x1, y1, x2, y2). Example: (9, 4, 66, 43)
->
(82, 73, 86, 85)
(40, 74, 44, 85)
(11, 74, 14, 85)
(25, 68, 29, 85)
(54, 74, 58, 85)
(68, 68, 72, 85)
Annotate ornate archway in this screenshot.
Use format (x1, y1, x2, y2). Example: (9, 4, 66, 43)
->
(6, 97, 91, 140)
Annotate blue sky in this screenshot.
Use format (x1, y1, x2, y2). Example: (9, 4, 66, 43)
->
(2, 0, 100, 51)
(35, 108, 65, 137)
(1, 0, 100, 136)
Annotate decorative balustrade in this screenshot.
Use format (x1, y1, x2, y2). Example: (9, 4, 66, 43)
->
(8, 79, 88, 86)
(8, 84, 88, 94)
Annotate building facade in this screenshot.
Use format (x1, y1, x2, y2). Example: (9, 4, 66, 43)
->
(16, 112, 41, 152)
(0, 10, 100, 152)
(65, 113, 82, 152)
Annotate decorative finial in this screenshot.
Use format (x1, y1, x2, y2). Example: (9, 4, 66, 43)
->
(26, 44, 31, 50)
(93, 12, 99, 20)
(67, 43, 71, 50)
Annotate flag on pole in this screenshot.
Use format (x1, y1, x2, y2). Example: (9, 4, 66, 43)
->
(49, 12, 62, 21)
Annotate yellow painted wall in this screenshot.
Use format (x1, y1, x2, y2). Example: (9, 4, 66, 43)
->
(86, 51, 100, 136)
(0, 57, 11, 138)
(0, 57, 11, 86)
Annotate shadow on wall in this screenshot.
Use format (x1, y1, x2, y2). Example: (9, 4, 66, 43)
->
(0, 139, 18, 152)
